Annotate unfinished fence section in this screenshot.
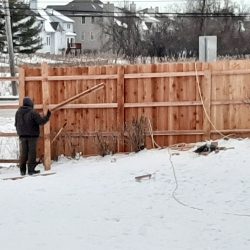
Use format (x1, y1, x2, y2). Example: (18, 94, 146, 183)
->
(19, 60, 250, 170)
(0, 74, 19, 164)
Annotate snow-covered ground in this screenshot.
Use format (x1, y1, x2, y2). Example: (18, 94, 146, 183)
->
(0, 108, 18, 161)
(0, 115, 250, 250)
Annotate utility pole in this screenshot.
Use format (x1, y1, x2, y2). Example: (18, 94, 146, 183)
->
(3, 0, 17, 96)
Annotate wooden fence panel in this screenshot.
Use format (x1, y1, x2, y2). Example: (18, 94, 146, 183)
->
(210, 60, 250, 139)
(13, 59, 250, 168)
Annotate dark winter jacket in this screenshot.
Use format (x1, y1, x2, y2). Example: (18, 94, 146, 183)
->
(15, 97, 50, 138)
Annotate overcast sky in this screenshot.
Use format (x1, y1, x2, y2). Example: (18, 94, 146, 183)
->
(37, 0, 250, 10)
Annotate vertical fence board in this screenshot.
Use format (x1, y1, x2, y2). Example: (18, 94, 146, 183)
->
(211, 61, 230, 139)
(162, 63, 170, 146)
(177, 62, 186, 143)
(117, 66, 125, 152)
(41, 63, 51, 170)
(167, 63, 175, 145)
(137, 64, 144, 119)
(18, 67, 25, 106)
(155, 63, 165, 147)
(50, 66, 60, 159)
(187, 62, 199, 142)
(58, 66, 67, 157)
(143, 64, 154, 148)
(85, 66, 96, 155)
(203, 66, 212, 140)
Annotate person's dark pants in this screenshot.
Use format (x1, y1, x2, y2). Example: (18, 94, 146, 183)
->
(19, 137, 38, 175)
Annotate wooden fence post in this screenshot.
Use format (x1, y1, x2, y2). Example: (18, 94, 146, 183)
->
(41, 63, 51, 170)
(117, 66, 125, 152)
(203, 69, 212, 140)
(18, 67, 25, 105)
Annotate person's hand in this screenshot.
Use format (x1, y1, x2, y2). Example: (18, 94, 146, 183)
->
(47, 109, 51, 118)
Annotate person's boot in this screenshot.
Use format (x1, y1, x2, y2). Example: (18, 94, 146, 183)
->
(20, 164, 26, 176)
(28, 164, 40, 175)
(20, 170, 26, 176)
(28, 169, 40, 175)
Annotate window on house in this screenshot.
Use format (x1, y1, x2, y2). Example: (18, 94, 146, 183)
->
(81, 16, 85, 24)
(67, 24, 71, 29)
(91, 16, 95, 23)
(81, 32, 85, 41)
(46, 36, 50, 46)
(90, 31, 94, 40)
(67, 38, 70, 46)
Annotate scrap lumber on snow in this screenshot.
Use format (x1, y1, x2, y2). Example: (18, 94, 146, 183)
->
(135, 174, 152, 182)
(1, 172, 56, 181)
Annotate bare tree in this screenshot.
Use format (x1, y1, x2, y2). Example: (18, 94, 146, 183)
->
(183, 0, 248, 57)
(101, 10, 143, 63)
(101, 0, 250, 61)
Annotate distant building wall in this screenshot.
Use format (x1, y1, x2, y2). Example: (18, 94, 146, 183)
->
(73, 16, 103, 52)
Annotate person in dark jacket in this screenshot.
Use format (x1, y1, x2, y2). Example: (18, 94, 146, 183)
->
(15, 97, 51, 175)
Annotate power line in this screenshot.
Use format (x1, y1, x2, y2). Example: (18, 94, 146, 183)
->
(0, 7, 248, 16)
(0, 2, 248, 18)
(0, 12, 248, 18)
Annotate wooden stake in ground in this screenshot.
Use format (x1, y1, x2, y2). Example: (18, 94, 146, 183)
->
(51, 122, 67, 144)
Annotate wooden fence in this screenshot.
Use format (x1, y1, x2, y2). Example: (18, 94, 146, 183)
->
(1, 60, 250, 170)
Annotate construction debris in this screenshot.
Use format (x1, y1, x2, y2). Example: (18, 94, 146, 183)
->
(169, 143, 196, 151)
(135, 174, 152, 182)
(194, 141, 234, 155)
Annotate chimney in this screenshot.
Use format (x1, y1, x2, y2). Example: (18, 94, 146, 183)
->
(103, 2, 114, 17)
(130, 2, 136, 13)
(148, 6, 154, 13)
(30, 0, 37, 10)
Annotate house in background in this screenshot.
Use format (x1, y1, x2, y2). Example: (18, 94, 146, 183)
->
(30, 0, 76, 55)
(111, 2, 160, 41)
(137, 6, 161, 32)
(47, 0, 113, 53)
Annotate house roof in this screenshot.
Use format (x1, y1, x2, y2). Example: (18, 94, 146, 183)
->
(65, 31, 77, 36)
(46, 8, 75, 23)
(114, 18, 128, 28)
(47, 0, 103, 15)
(37, 8, 75, 33)
(38, 9, 55, 33)
(140, 13, 160, 24)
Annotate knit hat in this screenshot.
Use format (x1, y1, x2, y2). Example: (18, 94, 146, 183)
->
(23, 96, 34, 108)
